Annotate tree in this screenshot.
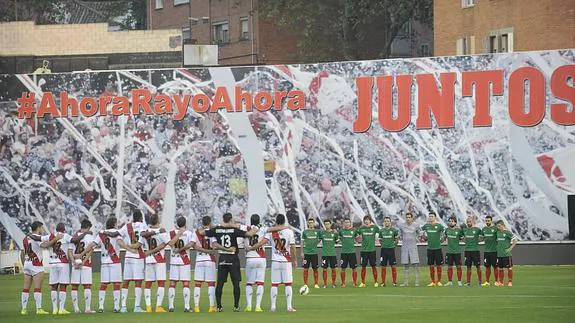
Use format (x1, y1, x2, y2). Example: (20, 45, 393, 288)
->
(259, 0, 433, 62)
(0, 0, 146, 30)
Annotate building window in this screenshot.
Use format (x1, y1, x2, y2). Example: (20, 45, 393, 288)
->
(420, 43, 431, 57)
(182, 26, 191, 41)
(399, 21, 412, 38)
(240, 17, 249, 40)
(155, 0, 163, 9)
(457, 36, 475, 55)
(488, 30, 514, 53)
(213, 22, 229, 44)
(462, 0, 475, 8)
(174, 0, 189, 5)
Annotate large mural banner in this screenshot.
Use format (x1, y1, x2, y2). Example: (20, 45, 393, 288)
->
(0, 49, 574, 248)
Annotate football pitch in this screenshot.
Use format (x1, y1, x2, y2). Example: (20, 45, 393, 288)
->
(1, 266, 574, 323)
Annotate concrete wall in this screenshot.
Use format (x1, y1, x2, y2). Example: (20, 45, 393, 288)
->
(0, 21, 182, 56)
(86, 242, 575, 272)
(434, 0, 575, 56)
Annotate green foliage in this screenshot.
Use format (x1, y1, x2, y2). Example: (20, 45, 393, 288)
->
(260, 0, 432, 62)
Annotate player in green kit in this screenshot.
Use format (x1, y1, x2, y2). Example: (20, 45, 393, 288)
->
(463, 216, 483, 286)
(378, 216, 399, 287)
(301, 218, 320, 289)
(422, 212, 444, 287)
(320, 219, 338, 288)
(358, 216, 379, 288)
(444, 216, 464, 286)
(339, 218, 358, 287)
(495, 220, 517, 287)
(481, 215, 498, 286)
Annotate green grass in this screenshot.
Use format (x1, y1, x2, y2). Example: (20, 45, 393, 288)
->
(1, 266, 575, 322)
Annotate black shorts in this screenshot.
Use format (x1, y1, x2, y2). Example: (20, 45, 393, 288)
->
(484, 252, 498, 267)
(303, 254, 319, 269)
(321, 256, 337, 269)
(340, 253, 357, 269)
(360, 251, 377, 267)
(445, 253, 462, 266)
(426, 249, 444, 266)
(217, 257, 241, 284)
(497, 256, 513, 269)
(465, 251, 481, 267)
(379, 248, 397, 266)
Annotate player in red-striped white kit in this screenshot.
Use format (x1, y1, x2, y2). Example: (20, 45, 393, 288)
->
(47, 223, 73, 315)
(82, 217, 136, 313)
(249, 214, 297, 312)
(21, 221, 61, 315)
(192, 216, 218, 313)
(167, 216, 196, 312)
(118, 210, 149, 313)
(135, 214, 170, 313)
(243, 214, 268, 312)
(68, 219, 95, 314)
(169, 216, 215, 312)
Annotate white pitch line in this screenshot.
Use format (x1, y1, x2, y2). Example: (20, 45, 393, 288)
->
(304, 294, 567, 298)
(337, 305, 575, 311)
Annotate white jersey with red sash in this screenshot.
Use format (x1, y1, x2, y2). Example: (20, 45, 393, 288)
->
(266, 229, 295, 262)
(48, 233, 72, 265)
(119, 222, 147, 259)
(245, 226, 268, 259)
(69, 232, 94, 267)
(94, 230, 122, 264)
(139, 228, 170, 264)
(169, 230, 195, 265)
(193, 229, 216, 262)
(23, 234, 49, 266)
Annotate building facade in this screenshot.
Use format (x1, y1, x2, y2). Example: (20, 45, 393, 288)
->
(148, 0, 299, 65)
(434, 0, 575, 56)
(149, 0, 433, 66)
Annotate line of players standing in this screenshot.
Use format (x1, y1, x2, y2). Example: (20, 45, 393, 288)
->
(301, 211, 517, 289)
(20, 211, 298, 315)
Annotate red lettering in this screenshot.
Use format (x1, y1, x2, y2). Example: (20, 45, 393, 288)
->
(550, 64, 575, 126)
(173, 94, 191, 120)
(210, 87, 233, 112)
(254, 91, 273, 111)
(111, 96, 130, 116)
(98, 96, 112, 116)
(287, 91, 305, 110)
(377, 75, 412, 132)
(353, 76, 374, 133)
(273, 91, 287, 110)
(131, 89, 153, 115)
(59, 92, 78, 117)
(235, 87, 252, 112)
(509, 67, 545, 127)
(192, 93, 210, 113)
(80, 97, 98, 117)
(37, 92, 59, 118)
(415, 73, 456, 129)
(462, 70, 504, 127)
(154, 93, 172, 115)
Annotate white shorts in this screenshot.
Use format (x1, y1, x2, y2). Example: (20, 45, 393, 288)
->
(194, 261, 216, 282)
(271, 261, 293, 284)
(23, 262, 43, 276)
(101, 263, 122, 283)
(400, 245, 420, 265)
(71, 266, 93, 285)
(49, 264, 70, 285)
(246, 258, 266, 284)
(146, 263, 167, 282)
(169, 264, 191, 282)
(123, 258, 145, 280)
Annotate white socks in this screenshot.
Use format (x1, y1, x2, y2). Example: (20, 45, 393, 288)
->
(245, 285, 253, 308)
(270, 286, 278, 310)
(256, 285, 264, 308)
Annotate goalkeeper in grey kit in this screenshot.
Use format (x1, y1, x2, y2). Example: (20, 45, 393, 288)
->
(398, 201, 421, 286)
